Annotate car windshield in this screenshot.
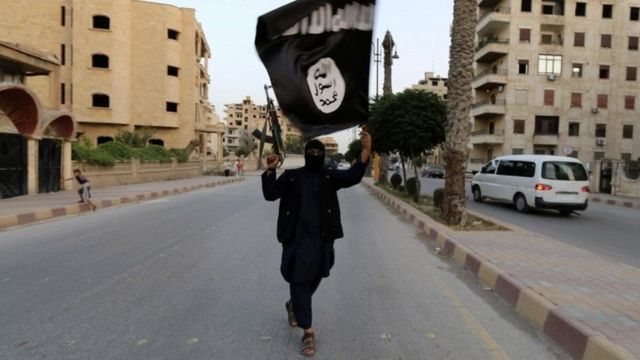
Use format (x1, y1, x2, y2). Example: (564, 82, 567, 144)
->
(541, 161, 588, 181)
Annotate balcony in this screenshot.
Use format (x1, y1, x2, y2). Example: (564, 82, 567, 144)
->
(475, 38, 509, 63)
(477, 7, 510, 36)
(472, 67, 507, 91)
(471, 99, 506, 118)
(478, 0, 500, 8)
(533, 133, 560, 145)
(471, 129, 505, 144)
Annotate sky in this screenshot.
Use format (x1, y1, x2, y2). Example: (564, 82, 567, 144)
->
(152, 0, 454, 152)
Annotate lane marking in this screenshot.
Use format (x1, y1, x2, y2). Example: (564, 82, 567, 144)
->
(433, 276, 512, 360)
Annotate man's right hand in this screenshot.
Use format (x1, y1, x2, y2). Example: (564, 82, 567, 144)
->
(266, 154, 279, 170)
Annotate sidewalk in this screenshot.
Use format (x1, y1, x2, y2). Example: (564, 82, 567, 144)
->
(0, 176, 243, 230)
(363, 181, 639, 360)
(589, 192, 640, 210)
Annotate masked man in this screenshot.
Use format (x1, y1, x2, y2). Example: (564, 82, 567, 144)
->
(261, 130, 371, 357)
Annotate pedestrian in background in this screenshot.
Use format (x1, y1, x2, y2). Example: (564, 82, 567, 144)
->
(224, 160, 231, 177)
(235, 159, 241, 178)
(261, 129, 371, 357)
(62, 169, 97, 211)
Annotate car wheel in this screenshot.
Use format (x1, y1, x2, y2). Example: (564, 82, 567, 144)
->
(514, 194, 529, 213)
(472, 186, 483, 202)
(559, 210, 572, 216)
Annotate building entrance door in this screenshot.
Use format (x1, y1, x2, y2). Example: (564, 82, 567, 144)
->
(534, 146, 556, 155)
(0, 133, 27, 199)
(599, 161, 613, 194)
(38, 138, 62, 194)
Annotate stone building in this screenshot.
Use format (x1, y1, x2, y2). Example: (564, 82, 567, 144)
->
(411, 72, 448, 99)
(472, 0, 640, 170)
(0, 0, 224, 159)
(1, 41, 76, 198)
(223, 96, 301, 154)
(317, 136, 339, 155)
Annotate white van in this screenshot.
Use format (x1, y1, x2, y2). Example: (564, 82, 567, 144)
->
(471, 155, 590, 215)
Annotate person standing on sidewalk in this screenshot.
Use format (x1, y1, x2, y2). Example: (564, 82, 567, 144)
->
(62, 169, 97, 211)
(224, 160, 231, 177)
(261, 129, 371, 357)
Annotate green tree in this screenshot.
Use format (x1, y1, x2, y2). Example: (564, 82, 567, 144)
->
(369, 89, 447, 201)
(114, 129, 153, 148)
(285, 135, 305, 154)
(344, 139, 363, 164)
(443, 0, 477, 224)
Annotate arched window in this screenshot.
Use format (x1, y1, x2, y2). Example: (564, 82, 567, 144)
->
(92, 54, 109, 69)
(149, 139, 165, 147)
(93, 15, 110, 30)
(97, 136, 113, 145)
(92, 94, 110, 108)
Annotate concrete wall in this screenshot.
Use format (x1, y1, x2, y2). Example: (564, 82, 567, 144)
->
(74, 159, 219, 188)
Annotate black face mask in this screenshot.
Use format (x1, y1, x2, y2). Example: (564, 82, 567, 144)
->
(304, 140, 325, 172)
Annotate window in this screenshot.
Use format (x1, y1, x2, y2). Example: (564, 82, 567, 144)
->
(481, 162, 496, 174)
(627, 67, 637, 81)
(569, 151, 579, 159)
(594, 152, 605, 160)
(514, 119, 525, 134)
(575, 2, 586, 16)
(623, 125, 634, 138)
(61, 6, 66, 26)
(60, 44, 66, 66)
(538, 54, 562, 75)
(92, 94, 109, 108)
(597, 94, 608, 108)
(542, 162, 588, 181)
(541, 33, 553, 44)
(544, 89, 555, 106)
(599, 65, 610, 79)
(166, 102, 178, 112)
(167, 66, 179, 77)
(520, 28, 531, 42)
(621, 153, 632, 161)
(596, 124, 607, 137)
(97, 136, 113, 145)
(92, 54, 109, 68)
(92, 15, 110, 30)
(431, 80, 438, 86)
(629, 36, 639, 50)
(572, 63, 583, 78)
(60, 83, 65, 105)
(542, 4, 554, 15)
(535, 116, 559, 135)
(603, 4, 613, 19)
(521, 0, 532, 12)
(518, 60, 529, 74)
(149, 139, 165, 147)
(574, 32, 585, 47)
(571, 92, 582, 107)
(568, 122, 580, 136)
(601, 34, 612, 48)
(625, 95, 636, 110)
(512, 148, 524, 155)
(168, 29, 180, 40)
(631, 7, 640, 21)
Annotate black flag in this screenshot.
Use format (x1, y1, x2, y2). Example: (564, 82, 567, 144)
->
(256, 0, 375, 138)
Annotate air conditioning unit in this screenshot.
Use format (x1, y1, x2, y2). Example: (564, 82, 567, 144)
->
(497, 85, 504, 92)
(596, 139, 606, 146)
(591, 108, 600, 114)
(547, 74, 556, 81)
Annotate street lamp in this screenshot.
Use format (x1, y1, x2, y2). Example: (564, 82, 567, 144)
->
(372, 38, 382, 100)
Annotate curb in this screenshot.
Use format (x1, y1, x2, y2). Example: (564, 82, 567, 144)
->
(362, 182, 636, 360)
(589, 195, 640, 211)
(0, 178, 244, 231)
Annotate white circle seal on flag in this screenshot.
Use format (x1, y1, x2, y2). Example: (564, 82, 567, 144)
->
(306, 57, 345, 114)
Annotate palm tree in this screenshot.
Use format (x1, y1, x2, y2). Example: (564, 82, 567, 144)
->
(443, 0, 477, 225)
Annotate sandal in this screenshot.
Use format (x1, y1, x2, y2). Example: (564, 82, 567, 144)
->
(285, 301, 297, 327)
(299, 332, 316, 357)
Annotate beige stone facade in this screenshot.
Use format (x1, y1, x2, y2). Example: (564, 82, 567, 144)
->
(0, 0, 224, 159)
(472, 0, 640, 170)
(317, 136, 339, 155)
(223, 96, 301, 154)
(411, 72, 449, 99)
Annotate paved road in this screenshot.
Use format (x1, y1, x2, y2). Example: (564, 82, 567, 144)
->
(419, 177, 640, 269)
(0, 177, 567, 359)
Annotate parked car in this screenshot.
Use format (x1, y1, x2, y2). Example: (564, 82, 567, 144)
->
(471, 155, 590, 215)
(421, 165, 445, 178)
(337, 162, 350, 170)
(324, 159, 338, 170)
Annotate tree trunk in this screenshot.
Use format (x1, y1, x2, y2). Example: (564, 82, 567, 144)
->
(412, 154, 421, 203)
(443, 0, 476, 225)
(400, 153, 407, 186)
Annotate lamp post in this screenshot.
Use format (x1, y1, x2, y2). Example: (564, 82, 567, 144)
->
(373, 38, 382, 100)
(375, 30, 399, 182)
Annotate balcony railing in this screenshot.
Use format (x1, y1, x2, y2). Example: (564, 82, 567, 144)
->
(540, 39, 563, 45)
(476, 38, 509, 52)
(478, 7, 511, 21)
(472, 129, 505, 136)
(472, 99, 506, 108)
(474, 67, 507, 80)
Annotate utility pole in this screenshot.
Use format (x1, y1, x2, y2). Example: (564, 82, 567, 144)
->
(376, 30, 399, 183)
